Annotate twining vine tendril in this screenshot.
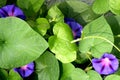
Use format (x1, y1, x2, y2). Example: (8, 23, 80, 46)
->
(71, 36, 120, 53)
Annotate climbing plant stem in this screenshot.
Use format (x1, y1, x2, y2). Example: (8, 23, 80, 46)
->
(71, 36, 120, 53)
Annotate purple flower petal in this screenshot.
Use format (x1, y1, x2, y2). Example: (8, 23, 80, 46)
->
(64, 18, 83, 39)
(0, 5, 26, 19)
(92, 53, 119, 75)
(14, 62, 34, 78)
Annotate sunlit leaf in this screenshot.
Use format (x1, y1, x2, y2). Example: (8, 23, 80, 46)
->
(49, 22, 77, 63)
(92, 0, 109, 14)
(46, 5, 64, 23)
(109, 0, 120, 15)
(7, 70, 23, 80)
(105, 74, 120, 80)
(35, 18, 50, 36)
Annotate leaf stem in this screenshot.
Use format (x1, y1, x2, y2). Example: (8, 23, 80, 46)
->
(86, 53, 92, 62)
(71, 36, 120, 53)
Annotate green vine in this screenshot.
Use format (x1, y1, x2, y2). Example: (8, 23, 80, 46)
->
(71, 35, 120, 53)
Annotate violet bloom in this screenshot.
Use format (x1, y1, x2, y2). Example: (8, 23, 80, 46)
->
(92, 53, 119, 75)
(0, 5, 26, 19)
(14, 62, 34, 78)
(64, 18, 82, 39)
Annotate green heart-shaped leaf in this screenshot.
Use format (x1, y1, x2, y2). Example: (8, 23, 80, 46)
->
(46, 6, 64, 23)
(79, 16, 114, 58)
(60, 63, 89, 80)
(7, 70, 23, 80)
(60, 63, 75, 80)
(105, 74, 120, 80)
(87, 70, 102, 80)
(35, 51, 59, 80)
(48, 22, 77, 63)
(60, 64, 102, 80)
(109, 0, 120, 15)
(92, 0, 109, 14)
(35, 18, 50, 36)
(0, 17, 48, 69)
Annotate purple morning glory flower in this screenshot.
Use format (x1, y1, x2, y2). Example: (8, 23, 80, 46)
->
(0, 5, 26, 19)
(14, 62, 34, 78)
(64, 18, 82, 39)
(92, 53, 119, 75)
